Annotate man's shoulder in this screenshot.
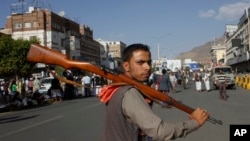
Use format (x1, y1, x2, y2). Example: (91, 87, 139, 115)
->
(123, 86, 144, 100)
(120, 86, 137, 93)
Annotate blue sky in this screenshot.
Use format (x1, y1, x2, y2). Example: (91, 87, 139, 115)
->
(1, 0, 250, 59)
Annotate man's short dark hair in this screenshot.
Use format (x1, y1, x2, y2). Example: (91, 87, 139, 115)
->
(162, 69, 167, 74)
(122, 43, 151, 62)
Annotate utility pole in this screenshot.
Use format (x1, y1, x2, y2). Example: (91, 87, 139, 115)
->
(153, 33, 171, 59)
(157, 42, 160, 59)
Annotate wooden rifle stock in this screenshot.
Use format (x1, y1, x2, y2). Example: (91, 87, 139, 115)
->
(26, 44, 222, 125)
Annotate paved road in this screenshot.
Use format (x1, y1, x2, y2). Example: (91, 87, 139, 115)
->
(0, 82, 250, 141)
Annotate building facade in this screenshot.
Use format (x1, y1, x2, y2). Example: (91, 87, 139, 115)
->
(2, 4, 102, 73)
(210, 8, 250, 73)
(95, 40, 126, 71)
(79, 25, 100, 64)
(5, 6, 81, 57)
(210, 44, 226, 66)
(96, 39, 110, 68)
(225, 8, 250, 73)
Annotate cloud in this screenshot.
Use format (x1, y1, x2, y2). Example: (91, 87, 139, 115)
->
(215, 2, 249, 21)
(199, 1, 250, 21)
(199, 10, 216, 18)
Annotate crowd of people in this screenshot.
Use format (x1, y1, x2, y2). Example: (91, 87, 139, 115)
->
(148, 66, 231, 105)
(0, 77, 45, 111)
(0, 71, 108, 112)
(0, 59, 227, 114)
(149, 69, 189, 94)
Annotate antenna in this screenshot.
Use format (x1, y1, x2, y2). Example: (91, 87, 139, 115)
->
(32, 0, 37, 8)
(47, 0, 53, 11)
(11, 0, 27, 14)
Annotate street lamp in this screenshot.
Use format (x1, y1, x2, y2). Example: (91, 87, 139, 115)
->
(154, 33, 171, 59)
(157, 42, 160, 59)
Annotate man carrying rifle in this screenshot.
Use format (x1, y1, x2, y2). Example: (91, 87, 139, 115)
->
(99, 43, 209, 141)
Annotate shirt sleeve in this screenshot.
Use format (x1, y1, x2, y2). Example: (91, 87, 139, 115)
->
(122, 88, 199, 140)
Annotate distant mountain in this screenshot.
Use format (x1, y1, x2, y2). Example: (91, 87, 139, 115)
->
(176, 35, 225, 64)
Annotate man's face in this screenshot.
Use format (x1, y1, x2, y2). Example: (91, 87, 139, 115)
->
(122, 50, 151, 82)
(220, 70, 223, 74)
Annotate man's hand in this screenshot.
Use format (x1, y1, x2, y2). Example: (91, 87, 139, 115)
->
(189, 108, 210, 126)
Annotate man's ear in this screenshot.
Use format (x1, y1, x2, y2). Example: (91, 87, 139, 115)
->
(122, 62, 129, 72)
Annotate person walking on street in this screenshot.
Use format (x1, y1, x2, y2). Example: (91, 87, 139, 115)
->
(216, 69, 228, 100)
(99, 43, 209, 141)
(195, 70, 202, 92)
(47, 78, 63, 103)
(81, 73, 91, 97)
(203, 70, 211, 92)
(169, 71, 177, 93)
(33, 77, 41, 93)
(92, 74, 104, 97)
(157, 69, 173, 108)
(176, 70, 182, 88)
(181, 70, 187, 89)
(61, 70, 75, 100)
(158, 69, 172, 94)
(80, 75, 85, 96)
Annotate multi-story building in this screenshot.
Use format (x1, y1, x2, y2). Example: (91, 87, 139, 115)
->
(225, 8, 250, 73)
(5, 6, 81, 58)
(96, 39, 110, 67)
(107, 41, 126, 71)
(2, 2, 102, 74)
(79, 25, 100, 64)
(96, 40, 126, 71)
(1, 2, 138, 74)
(107, 41, 126, 58)
(210, 44, 226, 66)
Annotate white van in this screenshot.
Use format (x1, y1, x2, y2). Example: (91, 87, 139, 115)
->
(38, 77, 54, 94)
(211, 66, 236, 89)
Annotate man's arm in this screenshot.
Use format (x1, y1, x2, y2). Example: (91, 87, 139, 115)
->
(122, 88, 200, 140)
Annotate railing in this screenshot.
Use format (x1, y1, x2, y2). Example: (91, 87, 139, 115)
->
(235, 74, 250, 90)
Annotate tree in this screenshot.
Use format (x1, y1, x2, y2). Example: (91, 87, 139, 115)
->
(0, 35, 39, 78)
(198, 62, 204, 69)
(184, 66, 190, 72)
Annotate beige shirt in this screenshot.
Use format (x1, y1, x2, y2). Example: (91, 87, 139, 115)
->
(122, 88, 199, 140)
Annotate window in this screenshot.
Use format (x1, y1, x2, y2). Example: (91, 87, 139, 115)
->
(24, 22, 31, 28)
(61, 39, 64, 46)
(33, 22, 37, 27)
(15, 23, 22, 29)
(215, 67, 232, 74)
(29, 36, 37, 40)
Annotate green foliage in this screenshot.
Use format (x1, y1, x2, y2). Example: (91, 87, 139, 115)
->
(198, 63, 204, 68)
(0, 35, 39, 78)
(185, 66, 190, 72)
(55, 66, 65, 76)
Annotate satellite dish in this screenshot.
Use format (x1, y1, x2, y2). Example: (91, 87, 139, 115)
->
(58, 11, 65, 17)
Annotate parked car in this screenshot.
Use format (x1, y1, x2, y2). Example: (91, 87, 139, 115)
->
(38, 77, 54, 94)
(211, 66, 236, 89)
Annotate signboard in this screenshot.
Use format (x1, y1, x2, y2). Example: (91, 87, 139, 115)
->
(189, 63, 200, 71)
(153, 59, 181, 72)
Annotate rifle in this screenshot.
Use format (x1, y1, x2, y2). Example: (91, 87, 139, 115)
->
(45, 66, 83, 87)
(26, 44, 223, 125)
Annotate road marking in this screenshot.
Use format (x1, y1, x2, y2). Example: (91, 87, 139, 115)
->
(0, 111, 12, 116)
(78, 103, 102, 112)
(0, 115, 63, 138)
